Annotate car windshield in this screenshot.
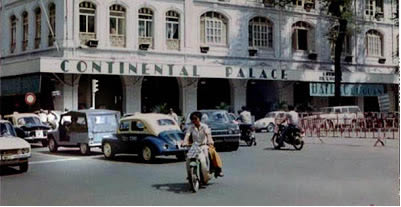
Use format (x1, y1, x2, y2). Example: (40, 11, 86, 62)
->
(265, 112, 276, 118)
(349, 108, 361, 113)
(157, 119, 176, 126)
(18, 117, 41, 126)
(201, 111, 229, 123)
(0, 123, 16, 137)
(89, 114, 118, 132)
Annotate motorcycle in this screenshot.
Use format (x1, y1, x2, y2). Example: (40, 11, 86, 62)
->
(184, 142, 213, 193)
(271, 124, 304, 150)
(239, 124, 257, 146)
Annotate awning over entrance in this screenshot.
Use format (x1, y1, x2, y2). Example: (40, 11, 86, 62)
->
(1, 74, 41, 96)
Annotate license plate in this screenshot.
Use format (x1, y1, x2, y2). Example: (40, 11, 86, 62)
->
(36, 130, 43, 137)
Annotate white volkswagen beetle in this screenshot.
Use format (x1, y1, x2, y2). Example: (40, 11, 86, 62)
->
(254, 111, 286, 132)
(0, 120, 31, 172)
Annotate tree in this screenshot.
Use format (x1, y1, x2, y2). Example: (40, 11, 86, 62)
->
(273, 0, 355, 105)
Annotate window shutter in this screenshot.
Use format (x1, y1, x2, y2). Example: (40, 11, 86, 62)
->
(308, 29, 315, 52)
(200, 19, 205, 44)
(292, 29, 297, 50)
(222, 22, 227, 45)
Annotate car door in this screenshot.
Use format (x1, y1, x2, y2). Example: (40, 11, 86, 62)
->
(69, 115, 89, 145)
(130, 120, 149, 152)
(117, 120, 136, 152)
(59, 115, 72, 143)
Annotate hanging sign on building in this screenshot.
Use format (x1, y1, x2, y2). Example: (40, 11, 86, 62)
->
(377, 94, 391, 112)
(309, 83, 385, 97)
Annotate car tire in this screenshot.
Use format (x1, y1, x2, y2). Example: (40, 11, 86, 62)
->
(48, 138, 58, 152)
(79, 143, 91, 155)
(102, 142, 115, 159)
(41, 139, 48, 147)
(231, 141, 240, 151)
(19, 162, 28, 172)
(266, 123, 275, 132)
(140, 145, 155, 163)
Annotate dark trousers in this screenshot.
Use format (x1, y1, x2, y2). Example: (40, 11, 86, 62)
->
(278, 124, 296, 145)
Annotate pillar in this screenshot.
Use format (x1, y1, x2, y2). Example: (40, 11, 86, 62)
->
(53, 74, 79, 111)
(122, 76, 142, 114)
(276, 81, 294, 106)
(179, 78, 198, 116)
(230, 79, 247, 113)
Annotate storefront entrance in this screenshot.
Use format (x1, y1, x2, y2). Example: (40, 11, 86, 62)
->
(246, 80, 278, 120)
(78, 75, 123, 112)
(141, 77, 180, 114)
(197, 78, 231, 110)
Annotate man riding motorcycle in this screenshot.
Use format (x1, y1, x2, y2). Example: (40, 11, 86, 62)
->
(182, 112, 224, 177)
(276, 105, 299, 148)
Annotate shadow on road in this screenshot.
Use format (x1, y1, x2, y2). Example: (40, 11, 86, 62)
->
(263, 147, 298, 151)
(38, 150, 103, 157)
(94, 155, 183, 164)
(152, 183, 191, 194)
(0, 166, 24, 176)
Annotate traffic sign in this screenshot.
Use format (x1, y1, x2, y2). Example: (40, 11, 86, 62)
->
(25, 93, 36, 106)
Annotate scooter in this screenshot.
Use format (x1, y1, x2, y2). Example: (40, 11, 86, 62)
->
(239, 124, 257, 146)
(271, 124, 304, 150)
(185, 142, 213, 193)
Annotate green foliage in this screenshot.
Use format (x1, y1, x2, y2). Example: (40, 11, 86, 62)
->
(152, 103, 169, 114)
(215, 102, 231, 111)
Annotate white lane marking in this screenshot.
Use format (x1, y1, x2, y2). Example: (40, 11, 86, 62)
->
(30, 158, 81, 165)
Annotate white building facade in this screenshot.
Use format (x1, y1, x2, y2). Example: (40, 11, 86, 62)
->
(0, 0, 399, 118)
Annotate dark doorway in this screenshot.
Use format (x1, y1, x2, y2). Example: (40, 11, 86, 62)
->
(197, 78, 231, 110)
(246, 80, 278, 120)
(141, 77, 180, 114)
(78, 75, 123, 112)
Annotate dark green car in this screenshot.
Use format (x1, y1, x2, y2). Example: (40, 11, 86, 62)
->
(183, 110, 240, 151)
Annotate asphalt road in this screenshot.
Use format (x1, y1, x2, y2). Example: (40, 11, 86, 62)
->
(0, 133, 399, 206)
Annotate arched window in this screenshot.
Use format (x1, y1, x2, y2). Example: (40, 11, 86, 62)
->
(22, 12, 29, 51)
(292, 21, 314, 51)
(34, 7, 41, 49)
(365, 0, 383, 17)
(10, 15, 16, 53)
(166, 10, 180, 50)
(48, 3, 56, 46)
(329, 25, 352, 56)
(366, 30, 383, 57)
(200, 11, 228, 46)
(79, 2, 96, 45)
(110, 4, 126, 47)
(138, 8, 154, 49)
(293, 0, 315, 10)
(249, 17, 273, 48)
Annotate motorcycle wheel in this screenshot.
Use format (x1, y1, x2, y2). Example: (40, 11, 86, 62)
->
(293, 136, 304, 151)
(271, 134, 281, 149)
(189, 166, 200, 193)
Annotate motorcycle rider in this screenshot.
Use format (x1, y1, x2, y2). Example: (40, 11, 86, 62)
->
(182, 112, 224, 177)
(238, 106, 254, 138)
(277, 105, 299, 147)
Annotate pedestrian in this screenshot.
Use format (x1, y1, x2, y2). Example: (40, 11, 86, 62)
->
(168, 108, 179, 123)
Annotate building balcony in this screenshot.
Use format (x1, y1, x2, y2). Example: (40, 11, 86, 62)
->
(80, 33, 97, 46)
(167, 39, 180, 51)
(110, 35, 126, 48)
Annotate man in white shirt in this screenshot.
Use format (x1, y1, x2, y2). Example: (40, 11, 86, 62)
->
(168, 108, 179, 123)
(239, 106, 252, 125)
(277, 105, 299, 147)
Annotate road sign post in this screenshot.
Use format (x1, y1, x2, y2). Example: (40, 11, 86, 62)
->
(92, 79, 99, 109)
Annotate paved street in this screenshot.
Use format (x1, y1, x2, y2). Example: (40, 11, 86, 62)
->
(0, 133, 399, 206)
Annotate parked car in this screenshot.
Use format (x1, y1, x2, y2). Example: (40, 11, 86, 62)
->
(34, 110, 64, 130)
(227, 113, 239, 125)
(47, 109, 120, 155)
(183, 110, 240, 151)
(303, 106, 364, 128)
(254, 111, 286, 132)
(4, 112, 51, 147)
(102, 113, 187, 162)
(0, 120, 31, 173)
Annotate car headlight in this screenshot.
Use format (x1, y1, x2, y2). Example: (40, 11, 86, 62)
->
(22, 148, 30, 154)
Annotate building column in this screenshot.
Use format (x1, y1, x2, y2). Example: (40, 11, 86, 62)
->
(357, 96, 365, 112)
(53, 74, 79, 111)
(179, 78, 198, 116)
(276, 81, 294, 106)
(122, 76, 142, 114)
(230, 79, 247, 113)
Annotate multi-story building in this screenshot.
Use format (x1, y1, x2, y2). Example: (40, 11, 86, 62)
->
(0, 0, 399, 118)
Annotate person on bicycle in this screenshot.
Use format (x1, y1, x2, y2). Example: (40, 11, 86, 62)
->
(182, 112, 224, 177)
(277, 105, 299, 147)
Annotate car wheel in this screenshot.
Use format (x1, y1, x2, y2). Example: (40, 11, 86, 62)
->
(41, 139, 48, 147)
(48, 138, 58, 152)
(266, 123, 275, 132)
(19, 162, 28, 172)
(79, 143, 90, 155)
(140, 145, 154, 162)
(103, 142, 115, 159)
(231, 141, 240, 151)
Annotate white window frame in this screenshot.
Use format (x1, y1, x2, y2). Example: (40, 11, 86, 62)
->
(249, 17, 273, 48)
(166, 11, 179, 40)
(22, 12, 29, 51)
(10, 16, 16, 53)
(201, 12, 227, 46)
(365, 0, 384, 17)
(109, 5, 126, 36)
(292, 22, 312, 51)
(366, 30, 383, 57)
(138, 8, 153, 38)
(79, 2, 96, 35)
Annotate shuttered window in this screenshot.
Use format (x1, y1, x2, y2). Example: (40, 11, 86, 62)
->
(249, 17, 273, 48)
(200, 12, 228, 46)
(366, 30, 383, 57)
(292, 21, 314, 51)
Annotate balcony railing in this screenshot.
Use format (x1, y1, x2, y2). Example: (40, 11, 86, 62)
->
(138, 37, 153, 49)
(80, 33, 97, 45)
(167, 39, 180, 50)
(110, 35, 126, 47)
